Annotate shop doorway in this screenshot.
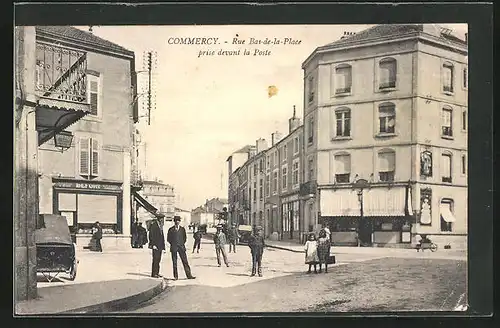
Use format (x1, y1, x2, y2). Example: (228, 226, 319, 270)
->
(358, 217, 373, 246)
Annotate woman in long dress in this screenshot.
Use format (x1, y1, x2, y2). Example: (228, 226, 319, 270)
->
(317, 229, 331, 273)
(304, 233, 319, 274)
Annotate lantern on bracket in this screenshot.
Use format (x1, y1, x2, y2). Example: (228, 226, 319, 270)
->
(54, 130, 74, 151)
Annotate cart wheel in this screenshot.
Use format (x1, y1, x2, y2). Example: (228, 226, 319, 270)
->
(68, 258, 78, 281)
(430, 243, 438, 252)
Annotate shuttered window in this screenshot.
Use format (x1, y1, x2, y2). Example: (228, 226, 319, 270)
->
(378, 151, 396, 182)
(88, 78, 99, 116)
(79, 138, 90, 175)
(335, 154, 351, 183)
(379, 58, 397, 89)
(79, 137, 100, 178)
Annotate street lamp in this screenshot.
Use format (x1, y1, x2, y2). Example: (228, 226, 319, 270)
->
(352, 178, 370, 247)
(54, 130, 73, 152)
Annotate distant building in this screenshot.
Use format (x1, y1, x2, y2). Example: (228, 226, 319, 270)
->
(174, 207, 192, 227)
(191, 197, 228, 227)
(138, 179, 176, 220)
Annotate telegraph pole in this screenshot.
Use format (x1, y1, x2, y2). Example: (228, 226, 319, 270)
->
(147, 51, 152, 126)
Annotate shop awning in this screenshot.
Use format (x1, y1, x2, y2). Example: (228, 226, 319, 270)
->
(36, 96, 90, 145)
(363, 186, 406, 217)
(134, 191, 159, 216)
(320, 189, 360, 217)
(440, 204, 456, 222)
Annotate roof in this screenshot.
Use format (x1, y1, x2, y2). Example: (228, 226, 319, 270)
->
(142, 180, 174, 188)
(175, 207, 190, 213)
(36, 26, 134, 58)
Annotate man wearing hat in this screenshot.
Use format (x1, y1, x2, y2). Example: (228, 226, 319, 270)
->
(248, 226, 265, 277)
(213, 224, 229, 267)
(167, 215, 196, 280)
(227, 223, 238, 253)
(148, 215, 166, 278)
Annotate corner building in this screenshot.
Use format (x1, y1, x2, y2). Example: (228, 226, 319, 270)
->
(301, 24, 467, 247)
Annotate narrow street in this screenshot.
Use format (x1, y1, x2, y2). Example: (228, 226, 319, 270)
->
(123, 233, 466, 313)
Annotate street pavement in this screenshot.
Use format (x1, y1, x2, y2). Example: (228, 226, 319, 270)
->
(123, 233, 467, 313)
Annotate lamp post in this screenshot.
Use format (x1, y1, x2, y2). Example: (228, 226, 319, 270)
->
(353, 178, 370, 247)
(54, 130, 74, 152)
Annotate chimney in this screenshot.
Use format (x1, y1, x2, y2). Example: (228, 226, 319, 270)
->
(271, 131, 283, 146)
(256, 138, 268, 154)
(288, 105, 302, 133)
(248, 147, 257, 158)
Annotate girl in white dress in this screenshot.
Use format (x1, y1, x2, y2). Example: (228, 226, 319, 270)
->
(304, 233, 319, 274)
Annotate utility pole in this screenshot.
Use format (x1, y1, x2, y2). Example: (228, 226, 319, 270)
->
(147, 51, 152, 126)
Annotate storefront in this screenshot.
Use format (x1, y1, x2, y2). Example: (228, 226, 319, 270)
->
(52, 178, 124, 247)
(281, 194, 300, 240)
(319, 184, 413, 246)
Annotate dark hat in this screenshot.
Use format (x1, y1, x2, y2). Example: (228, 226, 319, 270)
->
(255, 226, 263, 231)
(173, 216, 182, 222)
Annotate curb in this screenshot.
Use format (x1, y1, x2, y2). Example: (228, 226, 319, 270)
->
(62, 279, 168, 314)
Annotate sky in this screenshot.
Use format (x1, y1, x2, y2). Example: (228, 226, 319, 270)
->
(76, 24, 467, 210)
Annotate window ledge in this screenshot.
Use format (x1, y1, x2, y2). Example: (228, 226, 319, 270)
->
(375, 133, 397, 138)
(378, 87, 397, 93)
(442, 91, 454, 96)
(441, 135, 454, 140)
(332, 136, 352, 141)
(334, 92, 352, 97)
(82, 115, 102, 123)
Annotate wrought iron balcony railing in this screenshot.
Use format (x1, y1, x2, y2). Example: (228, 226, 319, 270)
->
(35, 42, 88, 103)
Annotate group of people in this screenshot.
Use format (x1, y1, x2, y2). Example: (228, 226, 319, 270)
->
(131, 220, 148, 248)
(87, 221, 103, 252)
(304, 225, 332, 274)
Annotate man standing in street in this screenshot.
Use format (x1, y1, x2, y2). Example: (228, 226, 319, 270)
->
(227, 223, 238, 253)
(167, 216, 196, 280)
(213, 225, 229, 267)
(248, 226, 265, 277)
(93, 221, 103, 252)
(148, 216, 166, 278)
(192, 226, 202, 253)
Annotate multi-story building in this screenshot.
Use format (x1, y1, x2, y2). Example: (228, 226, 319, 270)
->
(301, 24, 467, 247)
(191, 197, 229, 227)
(37, 26, 137, 249)
(139, 179, 176, 219)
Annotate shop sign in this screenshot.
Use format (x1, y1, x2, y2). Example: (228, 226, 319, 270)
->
(54, 181, 122, 191)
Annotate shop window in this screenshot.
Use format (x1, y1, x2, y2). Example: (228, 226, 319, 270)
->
(378, 150, 395, 182)
(379, 58, 397, 89)
(334, 153, 351, 183)
(440, 199, 455, 232)
(335, 64, 352, 94)
(378, 103, 396, 134)
(335, 108, 351, 137)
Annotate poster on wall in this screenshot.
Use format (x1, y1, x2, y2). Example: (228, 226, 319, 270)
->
(420, 151, 433, 177)
(420, 188, 432, 225)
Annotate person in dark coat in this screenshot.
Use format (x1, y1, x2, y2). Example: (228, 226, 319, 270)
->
(148, 216, 166, 278)
(138, 222, 148, 248)
(192, 227, 203, 253)
(227, 223, 238, 253)
(131, 219, 139, 248)
(92, 221, 103, 252)
(167, 216, 196, 280)
(213, 225, 229, 267)
(248, 226, 265, 277)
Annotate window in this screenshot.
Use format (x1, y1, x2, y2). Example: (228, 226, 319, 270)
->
(379, 58, 397, 89)
(274, 151, 278, 166)
(441, 153, 452, 183)
(461, 155, 466, 175)
(462, 110, 467, 131)
(308, 158, 314, 181)
(265, 175, 270, 197)
(335, 64, 352, 94)
(463, 66, 468, 89)
(440, 199, 454, 232)
(282, 145, 287, 162)
(259, 159, 264, 172)
(293, 137, 299, 154)
(254, 163, 258, 176)
(308, 117, 314, 144)
(266, 155, 270, 171)
(272, 171, 278, 194)
(252, 182, 257, 202)
(292, 160, 300, 186)
(334, 154, 351, 183)
(79, 137, 99, 178)
(87, 75, 100, 116)
(379, 103, 396, 134)
(335, 108, 351, 137)
(442, 107, 453, 137)
(259, 178, 263, 200)
(282, 166, 288, 190)
(308, 76, 315, 102)
(378, 150, 395, 182)
(443, 62, 454, 93)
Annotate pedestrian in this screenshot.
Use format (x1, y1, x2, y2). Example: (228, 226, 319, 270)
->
(227, 223, 238, 253)
(131, 219, 139, 248)
(317, 229, 330, 273)
(92, 221, 103, 252)
(138, 222, 148, 248)
(167, 216, 196, 280)
(192, 226, 202, 253)
(305, 233, 319, 274)
(322, 223, 331, 242)
(148, 216, 166, 278)
(213, 225, 230, 267)
(248, 226, 265, 277)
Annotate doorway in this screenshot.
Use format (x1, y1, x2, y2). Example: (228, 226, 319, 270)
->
(358, 217, 373, 246)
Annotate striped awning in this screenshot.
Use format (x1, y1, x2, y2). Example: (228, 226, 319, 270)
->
(363, 187, 406, 217)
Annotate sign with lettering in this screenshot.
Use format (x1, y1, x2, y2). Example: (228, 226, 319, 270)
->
(54, 181, 122, 191)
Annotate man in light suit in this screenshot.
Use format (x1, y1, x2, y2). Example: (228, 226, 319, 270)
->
(148, 215, 166, 278)
(167, 216, 196, 280)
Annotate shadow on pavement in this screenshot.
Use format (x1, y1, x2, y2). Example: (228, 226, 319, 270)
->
(226, 273, 252, 277)
(126, 272, 152, 278)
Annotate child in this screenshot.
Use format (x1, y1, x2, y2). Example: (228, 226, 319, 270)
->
(304, 233, 319, 274)
(317, 229, 330, 273)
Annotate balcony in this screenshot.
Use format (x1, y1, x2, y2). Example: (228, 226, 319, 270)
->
(34, 42, 90, 145)
(299, 180, 317, 196)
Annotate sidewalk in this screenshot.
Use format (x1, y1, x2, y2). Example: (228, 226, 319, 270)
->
(15, 247, 167, 315)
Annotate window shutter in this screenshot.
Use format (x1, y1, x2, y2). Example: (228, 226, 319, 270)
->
(378, 152, 395, 172)
(89, 80, 99, 116)
(442, 109, 452, 126)
(335, 155, 351, 174)
(91, 138, 99, 176)
(79, 138, 90, 175)
(441, 154, 451, 177)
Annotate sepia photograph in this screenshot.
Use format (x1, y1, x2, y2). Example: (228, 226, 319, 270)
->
(14, 15, 474, 315)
